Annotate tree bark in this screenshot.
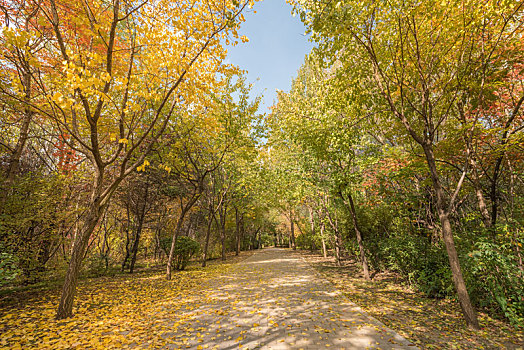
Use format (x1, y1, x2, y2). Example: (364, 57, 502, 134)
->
(334, 220, 342, 266)
(235, 208, 242, 256)
(344, 191, 370, 280)
(1, 69, 34, 207)
(468, 157, 492, 228)
(318, 209, 328, 258)
(220, 223, 226, 261)
(128, 221, 143, 274)
(167, 194, 199, 280)
(289, 211, 296, 250)
(56, 191, 105, 319)
(308, 206, 316, 252)
(202, 208, 214, 267)
(422, 143, 480, 329)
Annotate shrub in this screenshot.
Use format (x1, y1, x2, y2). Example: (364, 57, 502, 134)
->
(85, 254, 109, 277)
(367, 234, 454, 298)
(464, 234, 524, 326)
(168, 236, 200, 271)
(0, 247, 21, 286)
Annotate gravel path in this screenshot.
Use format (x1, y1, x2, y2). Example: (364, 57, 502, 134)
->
(162, 248, 418, 350)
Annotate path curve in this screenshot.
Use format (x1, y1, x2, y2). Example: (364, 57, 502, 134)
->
(162, 248, 418, 350)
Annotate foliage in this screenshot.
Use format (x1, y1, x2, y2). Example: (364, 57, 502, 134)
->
(0, 246, 20, 286)
(0, 172, 72, 281)
(378, 235, 453, 298)
(465, 231, 524, 325)
(161, 236, 200, 271)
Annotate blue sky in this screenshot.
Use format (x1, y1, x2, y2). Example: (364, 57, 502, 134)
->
(226, 0, 315, 112)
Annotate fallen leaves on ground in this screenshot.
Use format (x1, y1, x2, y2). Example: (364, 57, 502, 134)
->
(301, 251, 524, 350)
(0, 253, 253, 349)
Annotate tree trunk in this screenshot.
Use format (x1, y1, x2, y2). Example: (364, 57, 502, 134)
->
(475, 186, 491, 228)
(1, 70, 33, 206)
(56, 195, 105, 319)
(345, 191, 370, 280)
(202, 209, 214, 267)
(121, 226, 131, 272)
(166, 195, 199, 279)
(319, 210, 327, 258)
(235, 208, 241, 256)
(289, 211, 296, 250)
(121, 202, 132, 272)
(334, 224, 341, 266)
(469, 158, 491, 228)
(423, 143, 480, 330)
(308, 206, 316, 252)
(220, 223, 226, 261)
(166, 213, 185, 280)
(128, 222, 143, 274)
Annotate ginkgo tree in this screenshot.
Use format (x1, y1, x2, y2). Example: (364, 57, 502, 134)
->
(291, 0, 524, 328)
(269, 51, 377, 277)
(1, 0, 257, 319)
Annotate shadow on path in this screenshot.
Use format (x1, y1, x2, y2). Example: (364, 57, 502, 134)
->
(160, 248, 418, 350)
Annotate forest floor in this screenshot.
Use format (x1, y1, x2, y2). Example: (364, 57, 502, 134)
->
(1, 248, 522, 349)
(301, 251, 524, 349)
(0, 248, 417, 349)
(0, 252, 253, 349)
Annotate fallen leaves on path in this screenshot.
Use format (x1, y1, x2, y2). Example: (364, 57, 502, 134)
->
(301, 251, 524, 350)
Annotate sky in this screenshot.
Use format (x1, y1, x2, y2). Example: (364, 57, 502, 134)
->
(225, 0, 315, 112)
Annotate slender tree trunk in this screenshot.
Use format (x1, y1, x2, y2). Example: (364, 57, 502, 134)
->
(345, 191, 370, 280)
(308, 206, 316, 252)
(1, 71, 34, 206)
(475, 186, 491, 228)
(202, 209, 214, 267)
(319, 210, 327, 258)
(469, 159, 491, 228)
(56, 189, 106, 319)
(121, 203, 132, 272)
(130, 184, 148, 273)
(103, 227, 110, 270)
(220, 223, 226, 261)
(166, 212, 185, 279)
(289, 211, 296, 250)
(167, 194, 199, 279)
(334, 230, 341, 266)
(129, 221, 143, 274)
(235, 208, 241, 256)
(121, 227, 131, 272)
(321, 236, 327, 259)
(217, 199, 228, 261)
(423, 143, 480, 329)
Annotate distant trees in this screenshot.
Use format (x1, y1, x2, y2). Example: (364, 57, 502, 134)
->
(269, 0, 524, 327)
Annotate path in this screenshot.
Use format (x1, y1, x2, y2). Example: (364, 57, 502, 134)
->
(160, 248, 417, 349)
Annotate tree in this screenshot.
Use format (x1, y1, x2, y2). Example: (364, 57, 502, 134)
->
(0, 0, 254, 319)
(291, 0, 524, 328)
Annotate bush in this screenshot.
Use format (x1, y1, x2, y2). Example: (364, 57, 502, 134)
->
(0, 247, 21, 286)
(85, 254, 109, 277)
(163, 236, 200, 271)
(296, 231, 323, 250)
(464, 233, 524, 326)
(366, 225, 523, 326)
(368, 234, 454, 298)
